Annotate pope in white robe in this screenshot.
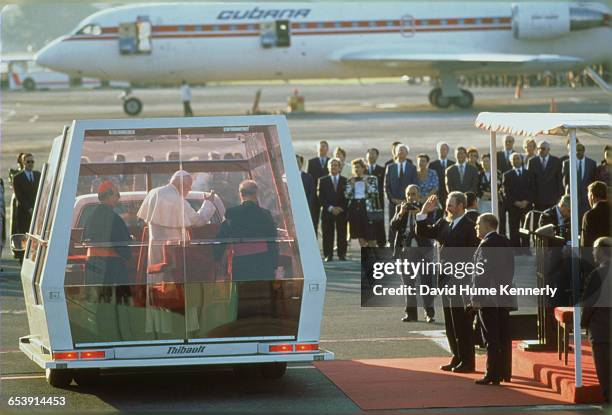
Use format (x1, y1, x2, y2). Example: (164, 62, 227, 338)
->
(137, 170, 217, 335)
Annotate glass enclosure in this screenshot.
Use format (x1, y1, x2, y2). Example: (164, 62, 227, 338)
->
(64, 125, 304, 345)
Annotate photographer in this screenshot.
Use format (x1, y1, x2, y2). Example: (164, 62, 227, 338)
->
(390, 185, 435, 323)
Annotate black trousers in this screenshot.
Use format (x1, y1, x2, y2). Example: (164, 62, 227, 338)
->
(388, 202, 397, 248)
(183, 101, 193, 117)
(590, 339, 610, 403)
(402, 274, 435, 319)
(498, 203, 507, 237)
(478, 307, 511, 380)
(508, 206, 530, 249)
(375, 220, 386, 247)
(322, 212, 347, 259)
(312, 203, 321, 237)
(442, 294, 475, 368)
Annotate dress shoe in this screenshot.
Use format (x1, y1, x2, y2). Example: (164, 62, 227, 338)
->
(401, 314, 417, 322)
(451, 364, 475, 373)
(439, 363, 457, 372)
(324, 257, 333, 262)
(425, 316, 435, 323)
(502, 376, 511, 382)
(475, 377, 500, 385)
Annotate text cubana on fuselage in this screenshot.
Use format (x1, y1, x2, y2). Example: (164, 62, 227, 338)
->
(217, 7, 312, 20)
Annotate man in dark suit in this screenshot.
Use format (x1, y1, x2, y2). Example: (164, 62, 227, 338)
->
(503, 153, 535, 254)
(390, 185, 435, 323)
(365, 148, 387, 247)
(297, 155, 316, 230)
(562, 143, 597, 222)
(385, 144, 417, 248)
(307, 140, 330, 237)
(214, 180, 279, 280)
(428, 142, 455, 209)
(539, 194, 572, 240)
(527, 140, 564, 211)
(496, 135, 516, 237)
(581, 237, 611, 404)
(12, 153, 41, 262)
(470, 213, 514, 385)
(318, 158, 348, 261)
(582, 181, 610, 249)
(446, 147, 479, 195)
(417, 191, 478, 373)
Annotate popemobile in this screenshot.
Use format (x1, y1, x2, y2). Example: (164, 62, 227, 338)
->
(13, 115, 332, 387)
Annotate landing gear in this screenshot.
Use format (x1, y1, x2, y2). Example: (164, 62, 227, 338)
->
(428, 87, 474, 109)
(452, 89, 474, 108)
(120, 88, 143, 116)
(123, 97, 143, 116)
(429, 88, 452, 108)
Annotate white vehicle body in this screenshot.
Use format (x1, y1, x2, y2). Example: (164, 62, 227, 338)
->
(18, 116, 332, 387)
(35, 2, 611, 111)
(6, 59, 102, 91)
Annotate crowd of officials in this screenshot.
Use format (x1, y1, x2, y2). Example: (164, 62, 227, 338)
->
(0, 139, 610, 398)
(297, 139, 610, 395)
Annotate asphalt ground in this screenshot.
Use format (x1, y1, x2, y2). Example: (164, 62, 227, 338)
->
(0, 83, 609, 413)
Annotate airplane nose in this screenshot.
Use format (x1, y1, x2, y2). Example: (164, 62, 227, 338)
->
(35, 39, 64, 71)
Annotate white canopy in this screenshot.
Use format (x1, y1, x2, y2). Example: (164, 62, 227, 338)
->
(475, 111, 610, 391)
(475, 112, 611, 138)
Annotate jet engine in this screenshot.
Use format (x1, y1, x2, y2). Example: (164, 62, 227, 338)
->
(512, 3, 609, 40)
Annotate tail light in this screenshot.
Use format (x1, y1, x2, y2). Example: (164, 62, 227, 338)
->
(268, 344, 294, 353)
(53, 351, 78, 360)
(295, 343, 319, 352)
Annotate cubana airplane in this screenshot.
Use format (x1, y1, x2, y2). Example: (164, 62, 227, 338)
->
(35, 2, 610, 115)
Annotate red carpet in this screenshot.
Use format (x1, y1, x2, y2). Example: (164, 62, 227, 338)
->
(315, 356, 565, 410)
(513, 341, 604, 404)
(314, 343, 604, 410)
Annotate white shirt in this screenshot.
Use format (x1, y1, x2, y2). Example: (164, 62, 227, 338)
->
(514, 167, 523, 177)
(540, 155, 549, 167)
(450, 213, 466, 230)
(440, 158, 448, 169)
(180, 84, 192, 102)
(328, 175, 341, 212)
(353, 180, 366, 199)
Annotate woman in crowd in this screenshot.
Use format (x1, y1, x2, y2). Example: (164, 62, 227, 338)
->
(345, 158, 380, 248)
(467, 147, 485, 176)
(415, 154, 438, 202)
(334, 147, 352, 178)
(595, 145, 611, 188)
(522, 138, 537, 167)
(479, 153, 493, 212)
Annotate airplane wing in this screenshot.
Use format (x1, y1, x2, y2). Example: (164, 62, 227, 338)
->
(336, 51, 584, 71)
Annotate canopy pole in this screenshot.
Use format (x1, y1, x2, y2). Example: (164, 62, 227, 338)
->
(489, 131, 498, 217)
(568, 128, 582, 388)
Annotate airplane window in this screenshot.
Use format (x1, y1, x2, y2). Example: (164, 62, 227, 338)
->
(77, 24, 102, 35)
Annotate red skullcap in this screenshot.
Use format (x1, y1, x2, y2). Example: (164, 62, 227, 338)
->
(98, 180, 115, 194)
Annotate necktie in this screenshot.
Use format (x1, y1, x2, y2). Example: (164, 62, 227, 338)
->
(27, 172, 32, 182)
(369, 165, 373, 175)
(577, 160, 583, 181)
(541, 157, 547, 170)
(399, 163, 405, 180)
(321, 157, 325, 168)
(459, 164, 465, 182)
(333, 176, 338, 191)
(516, 169, 521, 177)
(442, 159, 446, 169)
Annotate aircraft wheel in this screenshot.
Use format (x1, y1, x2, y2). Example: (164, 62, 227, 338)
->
(23, 78, 36, 91)
(123, 97, 143, 116)
(430, 88, 452, 109)
(45, 368, 73, 388)
(260, 362, 287, 379)
(73, 368, 100, 387)
(428, 88, 440, 105)
(453, 89, 474, 108)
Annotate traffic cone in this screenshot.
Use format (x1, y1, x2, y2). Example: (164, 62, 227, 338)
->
(549, 97, 557, 112)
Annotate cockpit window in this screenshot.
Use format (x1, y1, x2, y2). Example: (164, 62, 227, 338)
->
(76, 24, 102, 35)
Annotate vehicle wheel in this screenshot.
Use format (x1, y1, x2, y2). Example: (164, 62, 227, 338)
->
(260, 362, 287, 379)
(232, 364, 259, 378)
(73, 368, 100, 387)
(45, 368, 73, 388)
(428, 88, 440, 105)
(453, 89, 474, 108)
(430, 89, 452, 109)
(123, 97, 143, 116)
(23, 78, 36, 91)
